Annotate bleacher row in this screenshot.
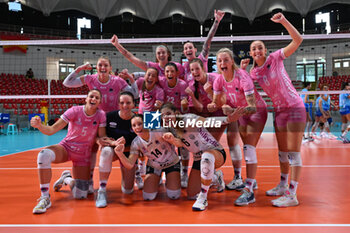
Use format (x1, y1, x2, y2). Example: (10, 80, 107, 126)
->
(1, 73, 350, 117)
(0, 73, 88, 116)
(318, 75, 350, 107)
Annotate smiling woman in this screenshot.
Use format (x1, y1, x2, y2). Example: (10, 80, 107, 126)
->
(29, 89, 107, 214)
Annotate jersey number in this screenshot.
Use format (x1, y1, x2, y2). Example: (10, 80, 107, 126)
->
(181, 138, 191, 147)
(81, 126, 88, 136)
(151, 149, 162, 158)
(228, 93, 237, 104)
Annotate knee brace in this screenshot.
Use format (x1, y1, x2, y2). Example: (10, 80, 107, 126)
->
(166, 188, 181, 200)
(201, 152, 215, 181)
(72, 179, 89, 199)
(99, 147, 114, 173)
(121, 185, 134, 194)
(243, 144, 257, 164)
(229, 144, 242, 161)
(279, 151, 289, 163)
(288, 152, 302, 167)
(37, 149, 56, 169)
(143, 191, 158, 201)
(178, 147, 190, 160)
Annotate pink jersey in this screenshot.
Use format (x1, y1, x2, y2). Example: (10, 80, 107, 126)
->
(188, 73, 217, 107)
(146, 61, 185, 79)
(250, 49, 303, 110)
(84, 74, 128, 112)
(158, 76, 188, 109)
(60, 105, 106, 154)
(213, 69, 266, 109)
(136, 78, 165, 113)
(183, 53, 208, 83)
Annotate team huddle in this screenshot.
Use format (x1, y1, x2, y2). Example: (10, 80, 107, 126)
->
(31, 11, 310, 214)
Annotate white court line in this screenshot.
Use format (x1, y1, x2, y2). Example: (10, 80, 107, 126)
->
(1, 165, 350, 170)
(0, 224, 350, 227)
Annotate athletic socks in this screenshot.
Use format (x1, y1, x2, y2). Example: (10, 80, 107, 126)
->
(40, 183, 50, 197)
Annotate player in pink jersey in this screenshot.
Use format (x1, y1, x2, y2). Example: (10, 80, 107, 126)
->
(111, 35, 184, 79)
(182, 59, 221, 188)
(182, 10, 225, 82)
(186, 58, 220, 117)
(63, 56, 138, 112)
(31, 90, 107, 214)
(63, 56, 138, 193)
(208, 48, 267, 206)
(241, 12, 305, 207)
(159, 62, 189, 112)
(136, 67, 164, 114)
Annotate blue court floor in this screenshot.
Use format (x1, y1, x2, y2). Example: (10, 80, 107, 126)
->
(0, 130, 67, 156)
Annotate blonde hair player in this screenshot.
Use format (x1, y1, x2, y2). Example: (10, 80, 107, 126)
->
(209, 48, 267, 206)
(31, 90, 107, 214)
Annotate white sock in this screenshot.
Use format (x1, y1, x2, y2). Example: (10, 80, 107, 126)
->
(40, 183, 50, 197)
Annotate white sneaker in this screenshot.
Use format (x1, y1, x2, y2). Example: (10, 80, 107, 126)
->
(234, 188, 255, 206)
(320, 132, 328, 138)
(225, 176, 244, 190)
(272, 191, 299, 207)
(135, 175, 144, 190)
(53, 170, 71, 192)
(192, 192, 208, 211)
(328, 133, 337, 140)
(181, 171, 188, 188)
(95, 190, 107, 208)
(33, 196, 51, 214)
(266, 183, 288, 196)
(214, 170, 225, 193)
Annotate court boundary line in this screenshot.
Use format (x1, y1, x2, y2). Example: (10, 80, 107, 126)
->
(0, 224, 350, 227)
(1, 165, 350, 170)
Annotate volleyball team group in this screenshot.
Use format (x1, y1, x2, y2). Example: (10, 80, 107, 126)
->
(29, 11, 348, 215)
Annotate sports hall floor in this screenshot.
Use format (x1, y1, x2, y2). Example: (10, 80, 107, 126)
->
(0, 130, 349, 233)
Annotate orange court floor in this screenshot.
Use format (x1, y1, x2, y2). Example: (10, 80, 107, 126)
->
(0, 133, 349, 233)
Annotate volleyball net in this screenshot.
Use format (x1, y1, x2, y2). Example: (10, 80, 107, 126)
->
(0, 33, 350, 130)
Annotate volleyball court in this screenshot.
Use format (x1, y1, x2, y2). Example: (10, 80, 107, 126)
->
(0, 34, 350, 233)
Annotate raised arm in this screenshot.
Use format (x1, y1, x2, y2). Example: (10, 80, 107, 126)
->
(111, 35, 148, 71)
(114, 144, 139, 170)
(63, 63, 92, 87)
(207, 92, 225, 112)
(185, 87, 203, 113)
(118, 69, 139, 98)
(30, 117, 67, 136)
(162, 132, 185, 148)
(201, 10, 225, 59)
(244, 93, 257, 114)
(271, 13, 303, 58)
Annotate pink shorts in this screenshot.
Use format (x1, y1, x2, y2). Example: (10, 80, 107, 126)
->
(239, 107, 267, 126)
(59, 141, 91, 167)
(274, 102, 306, 127)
